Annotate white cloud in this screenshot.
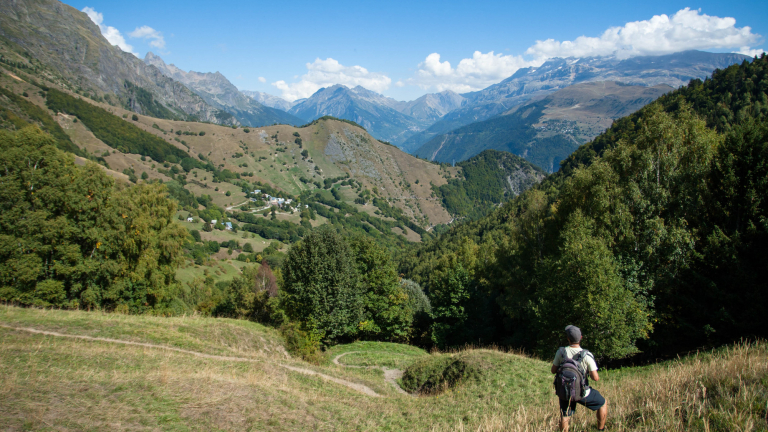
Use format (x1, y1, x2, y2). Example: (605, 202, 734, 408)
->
(737, 46, 766, 57)
(526, 8, 760, 60)
(129, 25, 165, 49)
(82, 7, 136, 56)
(409, 51, 543, 93)
(272, 58, 391, 102)
(394, 80, 405, 88)
(411, 8, 762, 93)
(258, 76, 267, 83)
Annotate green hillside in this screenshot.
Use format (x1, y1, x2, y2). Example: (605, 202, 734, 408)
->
(433, 149, 547, 220)
(399, 54, 768, 361)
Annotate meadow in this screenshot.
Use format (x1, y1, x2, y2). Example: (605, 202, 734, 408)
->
(1, 305, 765, 431)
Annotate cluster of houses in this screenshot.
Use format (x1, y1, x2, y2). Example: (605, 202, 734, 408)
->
(186, 216, 233, 230)
(251, 189, 293, 208)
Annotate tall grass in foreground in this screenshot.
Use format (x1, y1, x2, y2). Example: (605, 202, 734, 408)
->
(445, 342, 768, 432)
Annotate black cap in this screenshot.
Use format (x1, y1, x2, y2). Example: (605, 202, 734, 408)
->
(565, 325, 581, 343)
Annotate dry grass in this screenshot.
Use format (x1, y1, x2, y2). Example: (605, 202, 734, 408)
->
(446, 342, 768, 432)
(1, 306, 766, 431)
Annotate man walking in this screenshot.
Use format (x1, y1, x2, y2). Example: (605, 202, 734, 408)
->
(551, 325, 608, 431)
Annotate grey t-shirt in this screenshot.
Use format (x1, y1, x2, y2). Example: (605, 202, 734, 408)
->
(553, 346, 598, 397)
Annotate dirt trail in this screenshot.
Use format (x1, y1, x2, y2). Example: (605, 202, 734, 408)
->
(0, 324, 381, 398)
(332, 351, 411, 396)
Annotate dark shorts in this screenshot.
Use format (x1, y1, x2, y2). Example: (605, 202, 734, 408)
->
(559, 388, 606, 417)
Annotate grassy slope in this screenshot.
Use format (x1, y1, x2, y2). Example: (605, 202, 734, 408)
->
(0, 69, 458, 229)
(2, 306, 766, 431)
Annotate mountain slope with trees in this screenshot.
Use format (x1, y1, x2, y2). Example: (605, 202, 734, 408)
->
(399, 54, 768, 361)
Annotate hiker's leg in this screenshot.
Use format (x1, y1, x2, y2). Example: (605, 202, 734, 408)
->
(558, 399, 575, 431)
(580, 389, 607, 430)
(597, 401, 608, 430)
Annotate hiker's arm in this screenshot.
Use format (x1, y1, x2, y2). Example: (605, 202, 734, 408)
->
(551, 364, 559, 374)
(589, 370, 599, 381)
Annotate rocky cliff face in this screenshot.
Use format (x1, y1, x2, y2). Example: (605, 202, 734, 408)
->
(0, 0, 235, 124)
(143, 52, 302, 127)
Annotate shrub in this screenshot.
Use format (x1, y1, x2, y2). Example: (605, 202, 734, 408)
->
(199, 131, 205, 136)
(279, 322, 323, 364)
(400, 353, 484, 394)
(243, 128, 250, 133)
(131, 114, 138, 121)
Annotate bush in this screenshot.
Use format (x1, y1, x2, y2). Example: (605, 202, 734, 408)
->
(279, 322, 323, 364)
(131, 114, 138, 121)
(243, 128, 250, 133)
(400, 353, 484, 394)
(199, 131, 205, 136)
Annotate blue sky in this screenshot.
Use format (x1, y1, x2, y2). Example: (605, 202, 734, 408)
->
(66, 0, 767, 102)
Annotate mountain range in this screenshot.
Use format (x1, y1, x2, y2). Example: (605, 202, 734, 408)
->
(143, 52, 303, 127)
(0, 0, 753, 172)
(401, 51, 750, 154)
(414, 81, 673, 171)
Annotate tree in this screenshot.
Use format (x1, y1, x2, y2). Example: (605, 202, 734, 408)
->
(0, 127, 188, 312)
(242, 242, 253, 253)
(281, 226, 362, 342)
(255, 262, 278, 297)
(350, 237, 413, 341)
(141, 171, 149, 180)
(131, 114, 138, 121)
(190, 230, 201, 243)
(301, 150, 309, 159)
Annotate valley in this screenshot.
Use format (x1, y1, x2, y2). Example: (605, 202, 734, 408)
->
(1, 1, 767, 430)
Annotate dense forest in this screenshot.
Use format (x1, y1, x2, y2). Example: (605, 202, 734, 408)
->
(399, 55, 768, 361)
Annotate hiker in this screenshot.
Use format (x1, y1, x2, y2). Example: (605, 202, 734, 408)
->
(551, 325, 607, 431)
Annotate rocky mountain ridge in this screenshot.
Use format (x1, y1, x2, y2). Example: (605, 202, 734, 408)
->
(401, 50, 751, 152)
(241, 90, 295, 111)
(144, 52, 303, 127)
(0, 0, 234, 124)
(415, 81, 673, 171)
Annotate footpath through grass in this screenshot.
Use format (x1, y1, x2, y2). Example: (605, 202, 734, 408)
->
(1, 305, 767, 431)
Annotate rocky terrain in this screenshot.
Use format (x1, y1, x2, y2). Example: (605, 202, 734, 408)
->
(0, 0, 235, 124)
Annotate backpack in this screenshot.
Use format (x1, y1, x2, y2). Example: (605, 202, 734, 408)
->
(553, 348, 593, 402)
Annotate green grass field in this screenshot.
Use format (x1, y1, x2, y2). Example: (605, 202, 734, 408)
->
(1, 306, 766, 431)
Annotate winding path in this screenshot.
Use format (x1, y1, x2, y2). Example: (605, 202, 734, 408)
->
(0, 324, 381, 398)
(332, 351, 411, 396)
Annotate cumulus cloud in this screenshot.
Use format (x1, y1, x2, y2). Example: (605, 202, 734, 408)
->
(409, 51, 543, 93)
(272, 58, 391, 102)
(738, 46, 766, 57)
(82, 7, 136, 55)
(411, 8, 762, 93)
(129, 25, 165, 49)
(258, 76, 267, 83)
(526, 8, 760, 60)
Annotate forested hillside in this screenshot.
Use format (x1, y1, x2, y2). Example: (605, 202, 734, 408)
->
(433, 150, 546, 220)
(399, 55, 768, 361)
